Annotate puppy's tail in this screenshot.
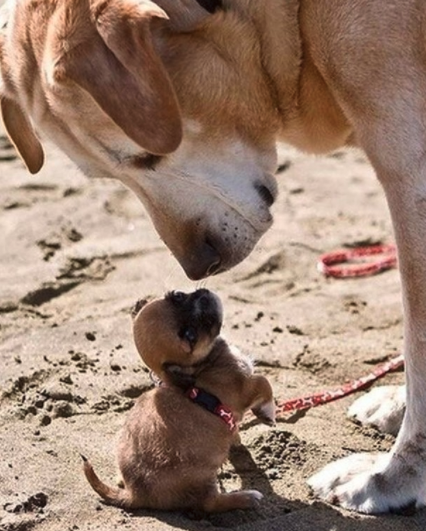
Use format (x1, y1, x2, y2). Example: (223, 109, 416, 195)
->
(81, 455, 132, 508)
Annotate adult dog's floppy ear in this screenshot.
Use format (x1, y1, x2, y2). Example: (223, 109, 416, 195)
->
(0, 29, 44, 174)
(0, 97, 45, 174)
(51, 0, 182, 155)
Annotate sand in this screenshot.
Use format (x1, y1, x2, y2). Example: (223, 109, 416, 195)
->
(1, 123, 425, 531)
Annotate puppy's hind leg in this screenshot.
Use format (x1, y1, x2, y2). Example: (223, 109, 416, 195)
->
(202, 488, 263, 513)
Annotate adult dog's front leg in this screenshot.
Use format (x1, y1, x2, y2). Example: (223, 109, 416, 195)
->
(308, 58, 426, 512)
(310, 155, 426, 511)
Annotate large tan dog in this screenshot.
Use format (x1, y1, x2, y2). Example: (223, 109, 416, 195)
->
(1, 0, 425, 514)
(83, 289, 275, 512)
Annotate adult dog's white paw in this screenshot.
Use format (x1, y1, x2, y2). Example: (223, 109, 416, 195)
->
(348, 385, 405, 435)
(308, 451, 426, 514)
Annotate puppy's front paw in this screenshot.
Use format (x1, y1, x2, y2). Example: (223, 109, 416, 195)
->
(252, 400, 276, 426)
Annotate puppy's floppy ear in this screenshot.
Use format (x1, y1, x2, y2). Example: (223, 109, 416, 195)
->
(51, 0, 182, 155)
(0, 0, 44, 173)
(0, 97, 45, 174)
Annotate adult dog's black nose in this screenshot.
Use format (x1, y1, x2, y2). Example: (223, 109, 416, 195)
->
(183, 241, 221, 281)
(256, 184, 276, 207)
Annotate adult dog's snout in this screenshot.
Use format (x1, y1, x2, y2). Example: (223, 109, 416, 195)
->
(182, 240, 222, 281)
(142, 166, 277, 281)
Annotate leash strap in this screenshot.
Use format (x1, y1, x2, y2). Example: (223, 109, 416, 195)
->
(317, 244, 397, 278)
(276, 354, 404, 415)
(186, 387, 237, 431)
(297, 244, 401, 412)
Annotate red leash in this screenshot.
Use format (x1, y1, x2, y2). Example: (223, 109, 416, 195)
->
(276, 354, 404, 416)
(272, 244, 402, 417)
(317, 244, 397, 278)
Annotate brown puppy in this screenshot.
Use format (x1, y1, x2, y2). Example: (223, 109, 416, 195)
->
(83, 289, 275, 512)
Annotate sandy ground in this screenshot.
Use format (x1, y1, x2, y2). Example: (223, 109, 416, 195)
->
(1, 121, 426, 531)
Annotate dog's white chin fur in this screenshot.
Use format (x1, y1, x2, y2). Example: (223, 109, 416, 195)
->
(78, 127, 278, 276)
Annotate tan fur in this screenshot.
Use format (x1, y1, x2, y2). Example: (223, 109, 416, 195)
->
(83, 290, 275, 512)
(4, 0, 426, 512)
(0, 0, 182, 164)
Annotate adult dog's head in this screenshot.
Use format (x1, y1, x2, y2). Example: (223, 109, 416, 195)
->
(0, 0, 300, 279)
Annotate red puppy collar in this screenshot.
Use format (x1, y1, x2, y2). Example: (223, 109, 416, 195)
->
(186, 387, 237, 432)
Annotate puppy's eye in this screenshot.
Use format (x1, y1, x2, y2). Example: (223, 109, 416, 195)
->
(179, 326, 197, 347)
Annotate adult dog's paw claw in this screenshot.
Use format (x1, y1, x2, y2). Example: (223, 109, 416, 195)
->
(308, 451, 426, 514)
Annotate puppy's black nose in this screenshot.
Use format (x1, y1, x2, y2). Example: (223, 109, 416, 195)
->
(183, 241, 221, 281)
(195, 290, 211, 310)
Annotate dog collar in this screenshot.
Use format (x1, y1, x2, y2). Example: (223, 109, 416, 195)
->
(186, 387, 237, 432)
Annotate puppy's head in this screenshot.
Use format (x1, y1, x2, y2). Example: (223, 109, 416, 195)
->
(132, 289, 223, 378)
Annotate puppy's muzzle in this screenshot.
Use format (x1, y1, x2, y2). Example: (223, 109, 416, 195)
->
(190, 289, 223, 329)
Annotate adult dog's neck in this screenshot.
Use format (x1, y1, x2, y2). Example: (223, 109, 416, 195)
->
(228, 0, 302, 121)
(230, 0, 353, 154)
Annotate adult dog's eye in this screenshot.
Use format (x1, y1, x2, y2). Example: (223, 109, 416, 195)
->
(179, 326, 197, 347)
(131, 153, 163, 171)
(195, 0, 222, 13)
